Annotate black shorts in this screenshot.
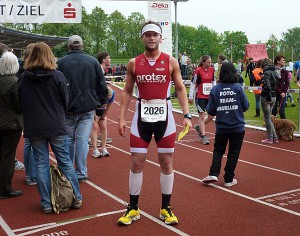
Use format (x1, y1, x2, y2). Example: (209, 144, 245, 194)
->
(195, 97, 209, 113)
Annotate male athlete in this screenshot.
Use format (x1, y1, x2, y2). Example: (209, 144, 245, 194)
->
(117, 21, 192, 226)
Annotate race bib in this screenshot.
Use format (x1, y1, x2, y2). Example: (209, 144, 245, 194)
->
(202, 83, 212, 95)
(140, 99, 167, 123)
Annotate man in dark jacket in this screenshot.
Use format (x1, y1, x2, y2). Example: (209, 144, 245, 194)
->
(57, 35, 108, 182)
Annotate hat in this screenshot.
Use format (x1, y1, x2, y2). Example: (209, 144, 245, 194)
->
(141, 24, 162, 35)
(68, 35, 83, 46)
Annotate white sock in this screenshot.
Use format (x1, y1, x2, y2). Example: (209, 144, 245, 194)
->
(160, 172, 174, 194)
(129, 170, 143, 195)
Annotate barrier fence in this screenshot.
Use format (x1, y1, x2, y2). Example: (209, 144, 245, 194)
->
(110, 81, 300, 135)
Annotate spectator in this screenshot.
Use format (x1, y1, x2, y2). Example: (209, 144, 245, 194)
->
(90, 52, 115, 158)
(272, 55, 289, 119)
(251, 59, 263, 117)
(293, 57, 300, 80)
(181, 52, 188, 78)
(259, 58, 279, 144)
(245, 57, 256, 78)
(0, 50, 23, 199)
(17, 43, 37, 185)
(57, 35, 108, 183)
(202, 62, 249, 187)
(18, 42, 83, 213)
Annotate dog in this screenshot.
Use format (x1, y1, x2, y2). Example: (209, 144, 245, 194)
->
(271, 115, 296, 141)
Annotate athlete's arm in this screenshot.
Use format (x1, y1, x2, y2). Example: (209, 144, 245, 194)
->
(118, 58, 135, 137)
(170, 56, 192, 130)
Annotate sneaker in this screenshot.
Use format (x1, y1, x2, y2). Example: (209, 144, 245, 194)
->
(202, 175, 218, 184)
(159, 206, 178, 225)
(26, 180, 37, 186)
(15, 160, 25, 170)
(224, 179, 237, 187)
(92, 149, 101, 158)
(97, 135, 112, 144)
(201, 135, 210, 145)
(106, 138, 112, 144)
(273, 138, 279, 143)
(78, 177, 88, 183)
(117, 205, 140, 225)
(72, 199, 82, 209)
(100, 149, 110, 157)
(43, 208, 53, 214)
(194, 124, 202, 137)
(89, 140, 101, 147)
(261, 139, 273, 144)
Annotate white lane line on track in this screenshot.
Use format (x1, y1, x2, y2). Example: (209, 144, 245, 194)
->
(176, 123, 300, 155)
(256, 188, 300, 200)
(109, 144, 300, 217)
(14, 210, 125, 236)
(0, 215, 15, 236)
(87, 182, 189, 236)
(176, 142, 300, 178)
(47, 155, 189, 236)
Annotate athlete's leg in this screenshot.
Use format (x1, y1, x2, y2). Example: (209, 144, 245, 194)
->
(198, 112, 206, 136)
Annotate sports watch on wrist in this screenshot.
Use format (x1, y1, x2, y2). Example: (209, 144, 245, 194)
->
(184, 113, 192, 119)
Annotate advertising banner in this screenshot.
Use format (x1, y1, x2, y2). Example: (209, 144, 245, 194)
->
(148, 1, 172, 56)
(0, 0, 82, 23)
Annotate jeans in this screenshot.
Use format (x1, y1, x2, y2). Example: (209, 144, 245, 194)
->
(261, 96, 277, 140)
(254, 94, 261, 109)
(30, 135, 82, 210)
(209, 131, 245, 183)
(65, 111, 94, 179)
(24, 138, 36, 182)
(272, 94, 287, 119)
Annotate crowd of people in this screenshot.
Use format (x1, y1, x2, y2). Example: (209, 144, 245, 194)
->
(0, 20, 299, 227)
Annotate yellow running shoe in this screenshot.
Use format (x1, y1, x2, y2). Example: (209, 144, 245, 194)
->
(117, 205, 140, 225)
(159, 206, 178, 225)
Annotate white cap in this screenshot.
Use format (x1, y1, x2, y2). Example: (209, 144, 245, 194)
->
(141, 24, 162, 35)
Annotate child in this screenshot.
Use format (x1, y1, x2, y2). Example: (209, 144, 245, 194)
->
(202, 62, 249, 187)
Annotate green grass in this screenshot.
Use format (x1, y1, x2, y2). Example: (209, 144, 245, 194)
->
(112, 73, 300, 132)
(111, 58, 130, 65)
(171, 86, 299, 133)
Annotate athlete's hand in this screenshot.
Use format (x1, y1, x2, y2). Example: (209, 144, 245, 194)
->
(118, 118, 127, 137)
(183, 118, 192, 133)
(188, 98, 193, 105)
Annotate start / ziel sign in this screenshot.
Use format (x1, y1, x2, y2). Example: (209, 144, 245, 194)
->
(0, 0, 82, 23)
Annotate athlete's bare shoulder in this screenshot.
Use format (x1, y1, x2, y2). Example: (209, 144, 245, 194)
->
(127, 58, 136, 75)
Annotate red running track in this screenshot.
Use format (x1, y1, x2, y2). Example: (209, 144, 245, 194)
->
(1, 84, 300, 236)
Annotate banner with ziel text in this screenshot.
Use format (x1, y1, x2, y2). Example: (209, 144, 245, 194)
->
(0, 0, 82, 23)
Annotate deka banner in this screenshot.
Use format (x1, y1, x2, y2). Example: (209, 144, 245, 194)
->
(0, 0, 82, 23)
(148, 1, 172, 56)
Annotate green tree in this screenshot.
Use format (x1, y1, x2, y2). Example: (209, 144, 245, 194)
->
(84, 7, 108, 55)
(192, 25, 221, 63)
(221, 31, 248, 62)
(266, 34, 280, 61)
(282, 27, 300, 60)
(107, 11, 127, 56)
(125, 12, 145, 57)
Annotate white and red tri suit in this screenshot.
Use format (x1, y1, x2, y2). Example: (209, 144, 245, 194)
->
(130, 52, 176, 154)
